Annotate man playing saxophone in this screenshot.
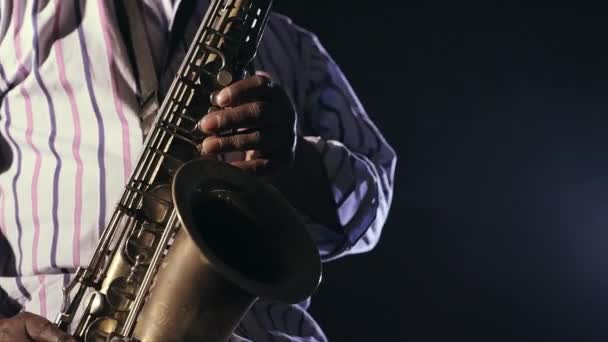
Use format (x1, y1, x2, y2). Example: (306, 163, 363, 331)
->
(0, 0, 396, 341)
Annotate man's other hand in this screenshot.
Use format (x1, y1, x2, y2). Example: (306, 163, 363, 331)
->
(0, 312, 76, 342)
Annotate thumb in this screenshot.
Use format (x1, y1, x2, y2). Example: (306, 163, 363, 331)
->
(21, 312, 76, 342)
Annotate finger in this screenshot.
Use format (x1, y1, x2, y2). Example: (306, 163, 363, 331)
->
(201, 130, 262, 154)
(255, 70, 272, 79)
(230, 157, 288, 177)
(0, 318, 28, 342)
(245, 150, 261, 161)
(230, 159, 270, 174)
(22, 313, 75, 342)
(199, 152, 219, 161)
(198, 101, 271, 134)
(211, 74, 275, 107)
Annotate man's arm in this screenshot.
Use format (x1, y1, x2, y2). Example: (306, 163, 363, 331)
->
(283, 28, 396, 261)
(198, 20, 396, 261)
(271, 135, 342, 230)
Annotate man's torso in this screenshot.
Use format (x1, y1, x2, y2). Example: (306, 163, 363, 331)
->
(0, 1, 326, 341)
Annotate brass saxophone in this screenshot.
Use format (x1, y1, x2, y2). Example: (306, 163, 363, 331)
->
(54, 1, 322, 341)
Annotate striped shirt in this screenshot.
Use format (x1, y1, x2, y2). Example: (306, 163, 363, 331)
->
(0, 0, 396, 341)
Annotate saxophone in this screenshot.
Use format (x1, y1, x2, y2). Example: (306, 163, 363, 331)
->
(54, 1, 322, 341)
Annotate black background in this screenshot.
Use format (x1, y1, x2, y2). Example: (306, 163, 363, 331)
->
(275, 4, 608, 342)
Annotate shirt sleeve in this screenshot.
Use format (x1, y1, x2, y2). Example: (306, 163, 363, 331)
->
(294, 28, 397, 261)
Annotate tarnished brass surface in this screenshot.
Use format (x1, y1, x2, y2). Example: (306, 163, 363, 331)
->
(133, 229, 254, 342)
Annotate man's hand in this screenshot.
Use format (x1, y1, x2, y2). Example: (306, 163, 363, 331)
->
(0, 312, 75, 342)
(197, 72, 340, 227)
(198, 72, 297, 175)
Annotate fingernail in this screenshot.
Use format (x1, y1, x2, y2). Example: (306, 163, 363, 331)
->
(210, 91, 220, 106)
(216, 89, 230, 106)
(201, 138, 211, 153)
(200, 115, 217, 132)
(200, 115, 209, 131)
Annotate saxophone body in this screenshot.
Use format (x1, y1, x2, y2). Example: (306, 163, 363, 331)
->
(54, 1, 322, 341)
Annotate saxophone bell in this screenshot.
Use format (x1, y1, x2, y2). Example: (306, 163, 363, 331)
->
(130, 159, 321, 342)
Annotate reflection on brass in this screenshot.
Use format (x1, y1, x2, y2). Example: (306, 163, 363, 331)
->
(53, 1, 321, 341)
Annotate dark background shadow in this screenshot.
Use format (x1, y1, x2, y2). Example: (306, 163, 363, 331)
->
(275, 4, 608, 342)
